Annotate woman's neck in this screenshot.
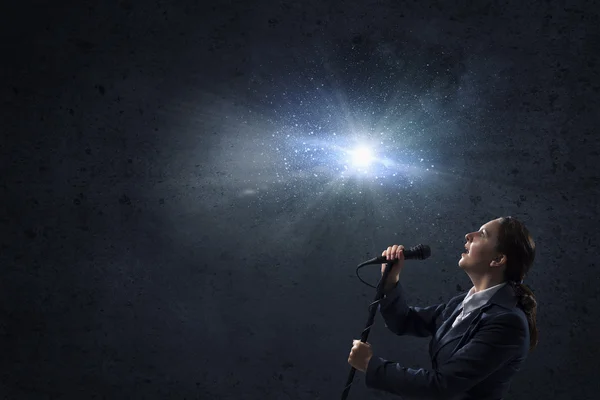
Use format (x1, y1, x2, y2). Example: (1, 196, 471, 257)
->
(469, 274, 505, 293)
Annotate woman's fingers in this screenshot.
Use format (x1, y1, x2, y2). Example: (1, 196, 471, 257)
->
(384, 244, 405, 260)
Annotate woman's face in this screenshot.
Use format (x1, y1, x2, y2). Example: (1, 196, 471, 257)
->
(459, 218, 503, 272)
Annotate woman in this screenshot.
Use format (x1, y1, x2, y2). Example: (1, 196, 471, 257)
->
(348, 216, 538, 399)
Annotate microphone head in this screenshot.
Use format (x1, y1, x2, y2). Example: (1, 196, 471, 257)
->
(407, 244, 431, 260)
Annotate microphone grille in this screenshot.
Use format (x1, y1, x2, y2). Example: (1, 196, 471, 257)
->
(414, 244, 431, 260)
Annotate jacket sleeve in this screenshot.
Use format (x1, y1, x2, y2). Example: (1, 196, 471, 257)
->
(379, 282, 448, 338)
(365, 312, 528, 399)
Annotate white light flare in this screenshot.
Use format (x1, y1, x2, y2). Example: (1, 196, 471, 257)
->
(349, 146, 374, 168)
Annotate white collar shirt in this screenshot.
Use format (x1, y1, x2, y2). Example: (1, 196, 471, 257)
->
(452, 282, 507, 328)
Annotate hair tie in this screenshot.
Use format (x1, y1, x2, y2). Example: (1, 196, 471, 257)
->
(510, 280, 525, 297)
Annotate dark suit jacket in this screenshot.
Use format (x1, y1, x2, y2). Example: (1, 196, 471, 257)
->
(365, 282, 530, 399)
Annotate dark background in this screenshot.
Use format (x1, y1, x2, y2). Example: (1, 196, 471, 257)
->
(2, 0, 599, 399)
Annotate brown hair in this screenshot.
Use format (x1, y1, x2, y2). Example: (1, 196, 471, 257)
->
(495, 216, 538, 351)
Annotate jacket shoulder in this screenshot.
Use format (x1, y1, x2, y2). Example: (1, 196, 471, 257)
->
(481, 305, 529, 333)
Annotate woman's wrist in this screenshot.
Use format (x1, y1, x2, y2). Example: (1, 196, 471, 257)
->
(384, 279, 399, 293)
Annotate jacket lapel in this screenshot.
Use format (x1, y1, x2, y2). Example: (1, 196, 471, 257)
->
(432, 284, 519, 359)
(433, 300, 463, 345)
(432, 304, 489, 359)
(431, 297, 464, 354)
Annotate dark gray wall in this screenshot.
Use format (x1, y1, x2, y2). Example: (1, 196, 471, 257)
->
(2, 0, 599, 399)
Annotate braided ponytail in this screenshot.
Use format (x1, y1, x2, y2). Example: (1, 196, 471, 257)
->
(496, 217, 538, 352)
(508, 280, 538, 351)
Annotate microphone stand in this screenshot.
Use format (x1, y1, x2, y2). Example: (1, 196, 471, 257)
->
(340, 261, 395, 400)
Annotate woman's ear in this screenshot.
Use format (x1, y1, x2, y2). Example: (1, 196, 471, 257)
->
(491, 254, 506, 267)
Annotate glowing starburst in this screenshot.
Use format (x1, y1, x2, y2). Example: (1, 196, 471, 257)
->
(349, 146, 374, 168)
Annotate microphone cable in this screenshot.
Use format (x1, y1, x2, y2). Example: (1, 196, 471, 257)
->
(341, 244, 430, 399)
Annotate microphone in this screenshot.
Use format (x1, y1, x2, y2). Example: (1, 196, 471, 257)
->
(358, 244, 431, 266)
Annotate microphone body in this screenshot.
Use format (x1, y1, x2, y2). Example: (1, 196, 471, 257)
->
(359, 244, 431, 266)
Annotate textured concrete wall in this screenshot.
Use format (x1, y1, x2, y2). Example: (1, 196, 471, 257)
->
(2, 0, 599, 399)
